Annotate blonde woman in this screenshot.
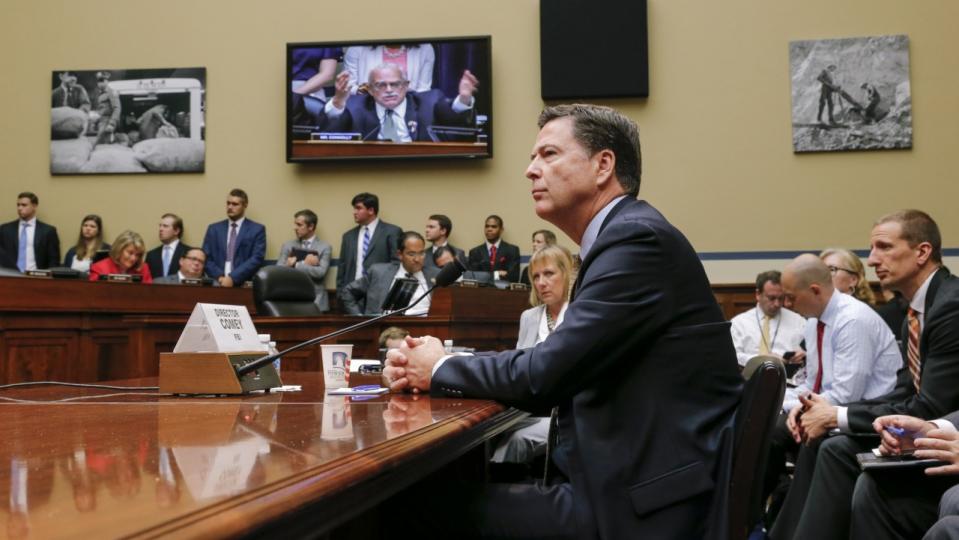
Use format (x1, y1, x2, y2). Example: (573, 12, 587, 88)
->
(493, 244, 574, 465)
(89, 230, 152, 283)
(820, 247, 876, 305)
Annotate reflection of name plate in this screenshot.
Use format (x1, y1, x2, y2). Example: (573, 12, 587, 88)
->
(172, 438, 263, 500)
(311, 132, 361, 141)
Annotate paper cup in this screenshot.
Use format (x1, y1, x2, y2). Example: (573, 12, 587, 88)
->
(321, 344, 352, 388)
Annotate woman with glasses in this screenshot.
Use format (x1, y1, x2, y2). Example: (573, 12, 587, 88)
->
(820, 247, 876, 305)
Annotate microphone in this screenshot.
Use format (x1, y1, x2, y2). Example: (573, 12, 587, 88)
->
(361, 123, 381, 141)
(234, 258, 466, 377)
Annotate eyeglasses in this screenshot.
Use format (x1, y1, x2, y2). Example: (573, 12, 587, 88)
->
(827, 265, 856, 276)
(371, 80, 409, 91)
(183, 256, 206, 264)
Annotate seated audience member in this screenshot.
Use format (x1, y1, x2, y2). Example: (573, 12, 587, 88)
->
(492, 244, 575, 467)
(145, 213, 190, 279)
(320, 64, 478, 143)
(729, 270, 806, 368)
(277, 209, 332, 312)
(290, 46, 342, 122)
(467, 215, 521, 282)
(202, 188, 266, 287)
(0, 192, 61, 272)
(342, 44, 435, 95)
(423, 214, 465, 270)
(770, 210, 959, 540)
(336, 192, 403, 290)
(521, 229, 557, 285)
(379, 326, 410, 350)
(338, 231, 439, 316)
(154, 248, 210, 284)
(765, 255, 901, 505)
(820, 247, 877, 306)
(849, 411, 959, 539)
(88, 230, 152, 283)
(63, 214, 109, 273)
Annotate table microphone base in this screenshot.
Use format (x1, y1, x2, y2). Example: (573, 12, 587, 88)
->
(159, 352, 282, 395)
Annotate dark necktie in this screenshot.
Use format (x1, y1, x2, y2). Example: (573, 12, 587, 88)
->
(227, 222, 238, 263)
(812, 320, 825, 394)
(907, 308, 921, 392)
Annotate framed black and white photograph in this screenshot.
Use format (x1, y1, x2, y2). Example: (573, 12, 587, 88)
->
(789, 35, 911, 153)
(50, 67, 206, 174)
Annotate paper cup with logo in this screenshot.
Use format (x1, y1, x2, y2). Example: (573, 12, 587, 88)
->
(321, 344, 352, 388)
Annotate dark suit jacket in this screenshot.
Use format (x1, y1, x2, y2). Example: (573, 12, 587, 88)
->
(847, 268, 959, 431)
(145, 241, 191, 278)
(337, 262, 440, 316)
(201, 219, 266, 286)
(0, 219, 61, 271)
(424, 243, 466, 270)
(336, 220, 403, 290)
(467, 241, 521, 282)
(321, 90, 473, 142)
(432, 198, 742, 538)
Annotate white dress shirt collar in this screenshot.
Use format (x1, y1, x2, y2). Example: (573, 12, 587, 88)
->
(579, 195, 627, 259)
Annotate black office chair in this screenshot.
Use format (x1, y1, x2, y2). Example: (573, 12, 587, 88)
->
(728, 355, 786, 540)
(252, 266, 322, 316)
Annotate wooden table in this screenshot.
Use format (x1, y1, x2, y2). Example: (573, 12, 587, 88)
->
(0, 372, 524, 539)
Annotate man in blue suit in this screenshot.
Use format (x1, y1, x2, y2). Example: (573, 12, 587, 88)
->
(384, 105, 742, 538)
(321, 63, 478, 142)
(202, 188, 266, 287)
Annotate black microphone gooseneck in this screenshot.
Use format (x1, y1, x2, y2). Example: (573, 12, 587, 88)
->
(234, 259, 465, 377)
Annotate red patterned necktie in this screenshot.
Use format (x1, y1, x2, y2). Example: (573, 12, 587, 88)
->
(907, 308, 921, 393)
(812, 320, 825, 394)
(489, 245, 497, 270)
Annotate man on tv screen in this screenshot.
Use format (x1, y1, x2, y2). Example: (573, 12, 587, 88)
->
(320, 63, 479, 143)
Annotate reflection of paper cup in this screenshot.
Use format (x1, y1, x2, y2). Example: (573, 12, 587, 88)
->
(321, 394, 354, 440)
(321, 344, 352, 388)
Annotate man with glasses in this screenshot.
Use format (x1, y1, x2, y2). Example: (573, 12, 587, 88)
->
(154, 248, 212, 284)
(321, 63, 479, 142)
(729, 269, 806, 368)
(338, 231, 439, 316)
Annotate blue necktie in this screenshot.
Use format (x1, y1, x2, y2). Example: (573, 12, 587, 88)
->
(162, 245, 172, 276)
(16, 223, 28, 272)
(361, 226, 371, 276)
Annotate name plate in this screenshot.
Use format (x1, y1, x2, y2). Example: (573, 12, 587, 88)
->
(174, 303, 262, 353)
(25, 269, 52, 279)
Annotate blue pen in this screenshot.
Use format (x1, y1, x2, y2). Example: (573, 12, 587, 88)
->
(354, 385, 383, 391)
(884, 426, 908, 437)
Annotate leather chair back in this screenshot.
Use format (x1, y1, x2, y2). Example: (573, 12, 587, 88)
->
(253, 266, 321, 317)
(728, 355, 786, 540)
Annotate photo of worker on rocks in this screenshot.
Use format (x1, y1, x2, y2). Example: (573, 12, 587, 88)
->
(789, 35, 911, 153)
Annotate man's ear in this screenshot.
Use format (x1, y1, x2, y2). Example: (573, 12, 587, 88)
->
(593, 149, 616, 188)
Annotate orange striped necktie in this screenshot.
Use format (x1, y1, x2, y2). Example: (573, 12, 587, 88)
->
(907, 308, 921, 393)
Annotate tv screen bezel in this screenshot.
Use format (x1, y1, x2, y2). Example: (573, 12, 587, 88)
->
(286, 35, 493, 163)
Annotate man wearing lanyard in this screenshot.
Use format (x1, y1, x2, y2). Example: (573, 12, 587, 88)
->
(729, 269, 806, 368)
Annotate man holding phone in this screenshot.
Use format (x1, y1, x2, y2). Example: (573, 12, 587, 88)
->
(729, 270, 806, 368)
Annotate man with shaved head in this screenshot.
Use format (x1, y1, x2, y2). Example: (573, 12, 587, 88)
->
(764, 254, 901, 515)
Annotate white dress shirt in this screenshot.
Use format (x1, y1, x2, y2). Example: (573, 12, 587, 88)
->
(729, 305, 806, 367)
(355, 218, 379, 280)
(784, 290, 900, 413)
(835, 269, 938, 430)
(393, 265, 430, 316)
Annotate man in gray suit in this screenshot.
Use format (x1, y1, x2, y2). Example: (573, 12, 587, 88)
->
(336, 192, 403, 290)
(338, 231, 439, 316)
(276, 209, 332, 312)
(154, 247, 213, 285)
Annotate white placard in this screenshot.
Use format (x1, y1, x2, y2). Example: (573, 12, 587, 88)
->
(173, 303, 262, 353)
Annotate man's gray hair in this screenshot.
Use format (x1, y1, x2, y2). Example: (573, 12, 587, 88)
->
(368, 63, 408, 85)
(538, 104, 641, 196)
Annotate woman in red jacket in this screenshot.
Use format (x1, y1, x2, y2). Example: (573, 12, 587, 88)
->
(88, 230, 152, 283)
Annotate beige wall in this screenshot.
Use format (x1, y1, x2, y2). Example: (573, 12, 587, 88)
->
(2, 0, 957, 286)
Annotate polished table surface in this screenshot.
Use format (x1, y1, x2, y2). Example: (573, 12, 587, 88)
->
(0, 372, 524, 539)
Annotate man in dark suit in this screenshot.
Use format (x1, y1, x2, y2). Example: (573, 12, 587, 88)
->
(0, 192, 60, 271)
(467, 215, 521, 282)
(51, 71, 91, 111)
(384, 104, 742, 538)
(423, 214, 464, 271)
(338, 231, 439, 316)
(770, 210, 959, 540)
(336, 192, 403, 291)
(201, 188, 266, 287)
(145, 213, 190, 279)
(321, 64, 478, 142)
(154, 248, 213, 285)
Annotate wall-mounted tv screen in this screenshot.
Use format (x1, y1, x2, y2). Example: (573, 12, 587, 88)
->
(287, 36, 492, 163)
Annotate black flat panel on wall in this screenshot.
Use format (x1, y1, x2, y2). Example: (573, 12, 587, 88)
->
(540, 0, 648, 100)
